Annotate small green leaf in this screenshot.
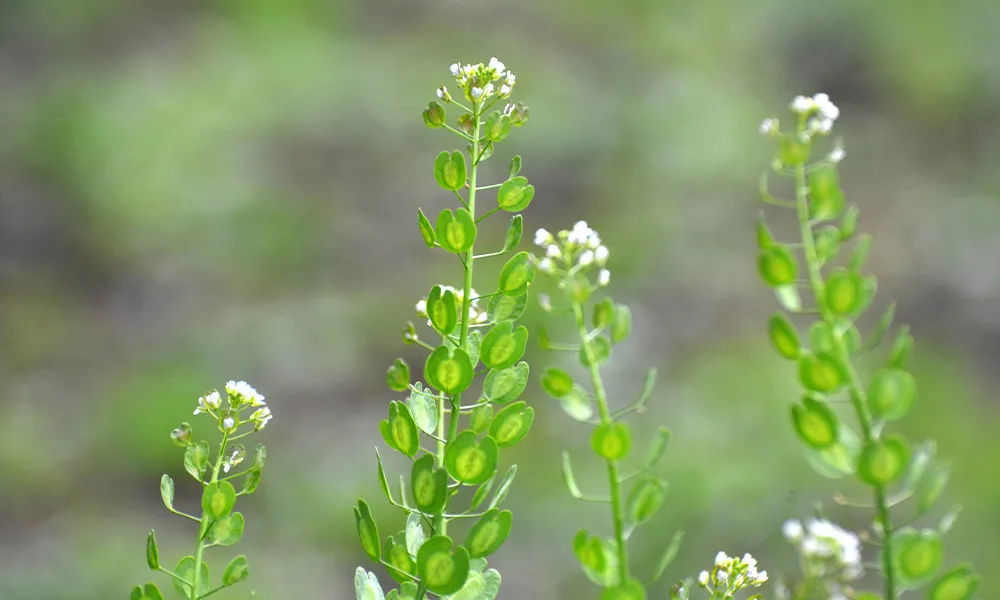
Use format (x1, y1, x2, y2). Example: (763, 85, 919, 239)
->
(464, 509, 513, 558)
(497, 252, 534, 296)
(866, 302, 896, 349)
(496, 176, 535, 212)
(170, 422, 193, 447)
(381, 401, 420, 458)
(241, 469, 262, 495)
(579, 336, 611, 367)
(222, 555, 250, 586)
(423, 101, 446, 128)
(489, 402, 534, 447)
(160, 474, 174, 510)
(869, 368, 917, 421)
(889, 325, 914, 368)
(626, 478, 668, 524)
(808, 164, 845, 220)
(405, 512, 425, 556)
(386, 358, 411, 392)
(641, 427, 672, 470)
(173, 556, 210, 598)
(814, 225, 842, 263)
(482, 362, 529, 404)
(481, 323, 528, 371)
(417, 209, 436, 247)
(416, 536, 471, 595)
(374, 449, 393, 504)
(145, 530, 159, 570)
(825, 268, 864, 315)
(791, 397, 840, 449)
(469, 473, 496, 511)
(427, 285, 459, 334)
(445, 431, 499, 485)
(849, 234, 872, 272)
(207, 512, 245, 546)
(384, 533, 417, 583)
(798, 351, 847, 393)
(755, 212, 775, 250)
(184, 441, 210, 481)
(202, 482, 236, 519)
(487, 291, 527, 323)
(470, 403, 494, 434)
(434, 150, 467, 191)
(484, 112, 512, 142)
(611, 304, 632, 344)
(130, 583, 165, 600)
(650, 530, 685, 583)
(928, 565, 980, 600)
(803, 422, 861, 479)
(435, 209, 477, 254)
(488, 464, 517, 509)
(541, 368, 573, 398)
(840, 205, 860, 240)
(407, 383, 438, 436)
(573, 532, 619, 587)
(768, 312, 801, 359)
(354, 500, 381, 561)
(916, 463, 951, 515)
(425, 346, 475, 395)
(858, 435, 911, 486)
(557, 383, 593, 422)
(758, 245, 798, 286)
(508, 155, 522, 177)
(593, 298, 615, 328)
(466, 331, 482, 367)
(503, 214, 523, 252)
(591, 422, 632, 461)
(355, 567, 387, 600)
(411, 455, 448, 513)
(892, 528, 942, 589)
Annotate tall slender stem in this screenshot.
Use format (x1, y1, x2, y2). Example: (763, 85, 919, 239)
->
(572, 302, 630, 587)
(190, 432, 229, 599)
(791, 139, 896, 599)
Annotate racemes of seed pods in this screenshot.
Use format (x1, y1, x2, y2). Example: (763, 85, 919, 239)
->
(132, 381, 271, 600)
(353, 57, 533, 600)
(756, 94, 979, 600)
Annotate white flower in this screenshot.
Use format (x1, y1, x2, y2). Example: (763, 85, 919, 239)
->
(829, 145, 846, 163)
(450, 63, 461, 77)
(471, 87, 483, 99)
(782, 519, 804, 541)
(754, 570, 769, 584)
(546, 244, 561, 258)
(578, 250, 594, 266)
(814, 93, 839, 121)
(538, 294, 553, 312)
(226, 380, 265, 406)
(484, 83, 495, 97)
(791, 95, 815, 113)
(715, 551, 729, 566)
(437, 86, 447, 99)
(415, 299, 428, 316)
(595, 245, 609, 264)
(505, 72, 516, 85)
(698, 571, 710, 587)
(598, 269, 610, 286)
(499, 84, 512, 97)
(503, 102, 515, 116)
(742, 553, 757, 568)
(717, 569, 729, 583)
(539, 258, 554, 273)
(534, 228, 553, 246)
(488, 56, 506, 76)
(222, 416, 236, 431)
(251, 406, 273, 430)
(194, 391, 221, 415)
(567, 220, 594, 245)
(759, 117, 779, 136)
(223, 448, 244, 473)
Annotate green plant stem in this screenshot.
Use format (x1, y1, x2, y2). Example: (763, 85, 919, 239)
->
(792, 147, 896, 599)
(572, 302, 630, 587)
(190, 432, 229, 600)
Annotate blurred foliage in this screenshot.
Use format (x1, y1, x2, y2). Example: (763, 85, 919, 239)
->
(1, 0, 999, 598)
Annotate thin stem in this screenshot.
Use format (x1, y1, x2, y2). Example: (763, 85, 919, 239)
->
(190, 432, 229, 599)
(792, 141, 896, 599)
(571, 302, 629, 587)
(475, 205, 501, 223)
(475, 182, 503, 191)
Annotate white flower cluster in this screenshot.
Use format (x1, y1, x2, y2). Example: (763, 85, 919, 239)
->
(415, 286, 488, 327)
(784, 518, 863, 581)
(222, 445, 245, 473)
(790, 93, 840, 136)
(193, 380, 272, 432)
(439, 57, 516, 103)
(533, 221, 610, 286)
(697, 551, 768, 595)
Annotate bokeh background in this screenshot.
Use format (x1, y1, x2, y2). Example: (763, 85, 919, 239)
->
(2, 0, 999, 598)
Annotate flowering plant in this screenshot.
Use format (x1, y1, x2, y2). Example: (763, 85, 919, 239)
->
(131, 381, 272, 600)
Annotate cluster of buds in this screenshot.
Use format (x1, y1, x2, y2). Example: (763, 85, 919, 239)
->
(697, 552, 768, 598)
(534, 221, 610, 287)
(415, 285, 488, 326)
(783, 518, 863, 582)
(438, 57, 516, 104)
(189, 380, 273, 435)
(760, 93, 846, 164)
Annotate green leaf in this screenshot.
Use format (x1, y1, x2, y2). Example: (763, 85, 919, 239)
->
(488, 464, 517, 510)
(803, 422, 861, 479)
(469, 403, 494, 434)
(496, 176, 535, 212)
(889, 325, 914, 368)
(386, 358, 411, 392)
(184, 441, 210, 481)
(869, 368, 917, 421)
(489, 402, 534, 448)
(384, 533, 417, 583)
(445, 431, 499, 485)
(427, 285, 459, 334)
(416, 536, 471, 595)
(808, 164, 845, 220)
(849, 234, 872, 272)
(928, 565, 980, 600)
(573, 531, 619, 587)
(891, 528, 942, 589)
(650, 530, 685, 583)
(611, 304, 632, 344)
(469, 472, 496, 511)
(487, 291, 527, 323)
(825, 268, 864, 315)
(858, 435, 911, 486)
(626, 477, 668, 524)
(464, 509, 513, 558)
(840, 205, 860, 240)
(916, 463, 951, 515)
(173, 556, 210, 598)
(160, 475, 174, 510)
(600, 579, 647, 600)
(241, 468, 262, 495)
(170, 422, 193, 447)
(480, 323, 528, 371)
(635, 368, 657, 412)
(436, 208, 478, 254)
(411, 455, 448, 513)
(557, 383, 593, 421)
(755, 212, 775, 250)
(484, 112, 512, 143)
(202, 482, 236, 519)
(814, 225, 842, 264)
(508, 155, 522, 178)
(791, 397, 840, 449)
(502, 214, 523, 252)
(423, 101, 446, 128)
(579, 336, 611, 367)
(798, 351, 846, 393)
(768, 312, 801, 359)
(355, 567, 387, 600)
(591, 422, 632, 461)
(407, 383, 438, 436)
(466, 331, 482, 367)
(449, 568, 501, 600)
(207, 512, 245, 546)
(417, 209, 436, 248)
(593, 298, 615, 328)
(405, 512, 425, 556)
(354, 499, 381, 561)
(497, 252, 534, 296)
(866, 302, 896, 349)
(758, 245, 798, 286)
(425, 346, 475, 394)
(222, 555, 250, 586)
(434, 150, 467, 191)
(381, 401, 420, 458)
(541, 368, 574, 398)
(145, 530, 159, 570)
(482, 362, 529, 405)
(374, 449, 393, 504)
(641, 427, 672, 470)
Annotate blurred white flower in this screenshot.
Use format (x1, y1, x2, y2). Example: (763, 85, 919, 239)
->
(251, 406, 273, 430)
(194, 391, 221, 415)
(598, 269, 611, 287)
(226, 380, 265, 406)
(534, 228, 553, 247)
(578, 250, 595, 266)
(759, 117, 779, 136)
(546, 244, 562, 258)
(595, 245, 609, 264)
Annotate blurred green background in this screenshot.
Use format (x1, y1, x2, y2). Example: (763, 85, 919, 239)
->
(1, 0, 998, 598)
